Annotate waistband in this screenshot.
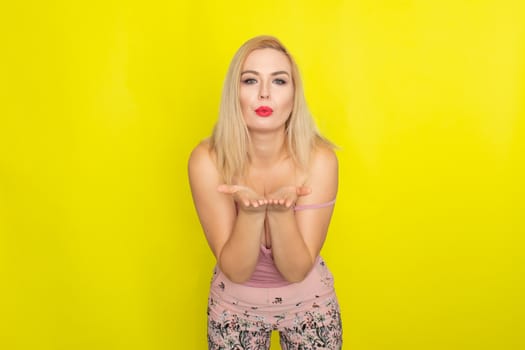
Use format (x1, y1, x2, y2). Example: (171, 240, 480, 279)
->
(210, 256, 335, 307)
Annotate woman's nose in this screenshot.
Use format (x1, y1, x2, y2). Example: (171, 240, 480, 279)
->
(258, 83, 270, 99)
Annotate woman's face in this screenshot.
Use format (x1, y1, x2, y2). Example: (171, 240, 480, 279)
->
(239, 48, 294, 133)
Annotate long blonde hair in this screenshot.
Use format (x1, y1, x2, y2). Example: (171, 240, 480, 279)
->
(210, 35, 333, 184)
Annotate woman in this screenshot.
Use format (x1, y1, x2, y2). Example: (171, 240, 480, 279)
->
(188, 35, 342, 350)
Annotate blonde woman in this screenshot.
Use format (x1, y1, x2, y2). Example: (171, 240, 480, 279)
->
(188, 35, 342, 349)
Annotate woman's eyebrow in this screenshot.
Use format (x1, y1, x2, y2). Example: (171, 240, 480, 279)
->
(241, 70, 259, 75)
(241, 70, 290, 76)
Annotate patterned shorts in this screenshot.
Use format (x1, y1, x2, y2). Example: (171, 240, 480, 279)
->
(207, 257, 342, 349)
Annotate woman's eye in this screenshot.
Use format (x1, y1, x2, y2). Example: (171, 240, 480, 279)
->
(243, 78, 257, 84)
(273, 79, 286, 85)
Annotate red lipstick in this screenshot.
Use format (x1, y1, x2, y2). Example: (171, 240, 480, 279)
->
(255, 106, 273, 117)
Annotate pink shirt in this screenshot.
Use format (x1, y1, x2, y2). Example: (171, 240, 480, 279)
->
(241, 199, 336, 287)
(243, 245, 290, 287)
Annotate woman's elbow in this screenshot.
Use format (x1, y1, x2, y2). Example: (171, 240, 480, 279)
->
(219, 265, 253, 284)
(282, 269, 310, 283)
(280, 258, 316, 283)
(226, 273, 251, 284)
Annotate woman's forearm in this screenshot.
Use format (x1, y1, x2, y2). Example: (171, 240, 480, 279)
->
(267, 210, 315, 282)
(218, 210, 266, 283)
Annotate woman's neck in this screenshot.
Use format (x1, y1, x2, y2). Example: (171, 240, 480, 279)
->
(248, 129, 288, 168)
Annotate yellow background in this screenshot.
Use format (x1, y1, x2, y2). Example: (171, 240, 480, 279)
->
(1, 0, 524, 349)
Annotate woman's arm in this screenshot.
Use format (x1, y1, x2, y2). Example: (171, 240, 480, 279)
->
(188, 142, 266, 283)
(266, 146, 338, 282)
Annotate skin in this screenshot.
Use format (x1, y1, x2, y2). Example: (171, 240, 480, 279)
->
(188, 48, 338, 283)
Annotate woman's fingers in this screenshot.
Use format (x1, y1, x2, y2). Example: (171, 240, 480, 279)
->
(217, 184, 270, 211)
(219, 184, 310, 210)
(240, 195, 258, 208)
(273, 198, 282, 205)
(265, 185, 310, 209)
(267, 196, 293, 208)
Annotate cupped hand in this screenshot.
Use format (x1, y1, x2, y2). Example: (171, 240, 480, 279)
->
(266, 185, 311, 211)
(217, 184, 268, 212)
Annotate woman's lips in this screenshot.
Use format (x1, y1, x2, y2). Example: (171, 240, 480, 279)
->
(255, 106, 273, 117)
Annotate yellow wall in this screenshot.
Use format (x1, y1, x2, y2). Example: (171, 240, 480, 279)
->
(1, 1, 523, 349)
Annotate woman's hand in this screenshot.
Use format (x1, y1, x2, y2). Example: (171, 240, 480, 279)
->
(217, 184, 268, 212)
(218, 184, 311, 212)
(266, 186, 311, 211)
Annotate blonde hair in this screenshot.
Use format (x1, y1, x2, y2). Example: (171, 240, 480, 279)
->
(210, 35, 333, 184)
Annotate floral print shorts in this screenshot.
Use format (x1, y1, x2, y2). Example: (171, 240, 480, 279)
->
(207, 257, 342, 349)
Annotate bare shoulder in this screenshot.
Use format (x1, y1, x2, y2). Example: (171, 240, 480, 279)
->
(310, 144, 338, 174)
(188, 139, 224, 191)
(189, 138, 212, 163)
(188, 139, 216, 173)
(299, 144, 338, 201)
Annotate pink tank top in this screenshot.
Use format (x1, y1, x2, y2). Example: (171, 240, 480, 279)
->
(241, 198, 336, 287)
(242, 245, 290, 287)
